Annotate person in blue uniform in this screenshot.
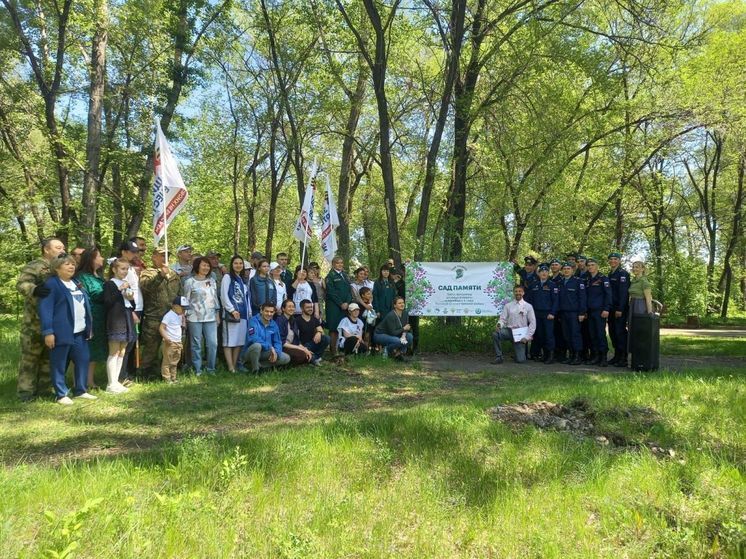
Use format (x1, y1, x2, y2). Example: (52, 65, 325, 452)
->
(527, 264, 559, 364)
(585, 258, 612, 367)
(558, 262, 586, 365)
(547, 259, 564, 359)
(575, 255, 590, 280)
(514, 256, 538, 289)
(607, 252, 630, 366)
(574, 254, 592, 361)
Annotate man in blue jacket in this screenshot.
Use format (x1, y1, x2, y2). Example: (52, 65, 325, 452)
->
(607, 252, 630, 366)
(527, 264, 559, 364)
(585, 258, 612, 367)
(245, 302, 291, 373)
(558, 262, 587, 366)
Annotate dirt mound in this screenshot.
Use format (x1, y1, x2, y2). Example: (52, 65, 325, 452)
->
(487, 398, 595, 434)
(487, 399, 678, 458)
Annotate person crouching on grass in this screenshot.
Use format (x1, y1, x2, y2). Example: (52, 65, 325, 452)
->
(491, 285, 536, 364)
(160, 296, 189, 383)
(337, 303, 369, 356)
(38, 254, 97, 405)
(244, 302, 291, 373)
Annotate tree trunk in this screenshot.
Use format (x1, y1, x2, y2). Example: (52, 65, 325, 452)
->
(443, 0, 486, 262)
(337, 63, 367, 262)
(718, 150, 744, 317)
(80, 0, 108, 246)
(111, 162, 124, 248)
(414, 0, 466, 261)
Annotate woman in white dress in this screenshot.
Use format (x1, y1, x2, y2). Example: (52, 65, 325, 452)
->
(220, 255, 250, 373)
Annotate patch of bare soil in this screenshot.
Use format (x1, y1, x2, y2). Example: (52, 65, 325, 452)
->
(487, 398, 679, 458)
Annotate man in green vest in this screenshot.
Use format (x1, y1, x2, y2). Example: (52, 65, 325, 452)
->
(17, 237, 66, 400)
(325, 256, 353, 354)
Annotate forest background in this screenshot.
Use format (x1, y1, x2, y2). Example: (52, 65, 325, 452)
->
(0, 0, 744, 319)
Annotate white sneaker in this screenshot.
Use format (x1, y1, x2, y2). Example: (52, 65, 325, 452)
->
(106, 383, 129, 394)
(76, 392, 98, 400)
(56, 396, 74, 405)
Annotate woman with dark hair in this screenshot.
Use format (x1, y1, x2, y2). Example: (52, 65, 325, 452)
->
(76, 247, 107, 389)
(220, 255, 250, 373)
(249, 259, 276, 316)
(39, 254, 96, 404)
(373, 296, 413, 360)
(183, 256, 220, 374)
(288, 265, 318, 317)
(103, 258, 136, 393)
(372, 264, 396, 320)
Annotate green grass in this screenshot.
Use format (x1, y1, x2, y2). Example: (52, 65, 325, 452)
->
(661, 336, 746, 357)
(0, 315, 744, 558)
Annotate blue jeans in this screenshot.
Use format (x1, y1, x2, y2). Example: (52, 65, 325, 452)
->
(492, 328, 527, 362)
(49, 332, 89, 398)
(187, 320, 218, 373)
(302, 334, 330, 360)
(373, 332, 413, 354)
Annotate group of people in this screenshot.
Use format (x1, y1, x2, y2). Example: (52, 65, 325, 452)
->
(16, 236, 654, 405)
(494, 253, 654, 366)
(15, 237, 413, 404)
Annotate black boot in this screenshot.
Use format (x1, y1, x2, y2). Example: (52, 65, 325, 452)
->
(592, 352, 603, 366)
(606, 352, 618, 365)
(569, 351, 583, 365)
(584, 351, 596, 365)
(559, 351, 570, 364)
(543, 350, 555, 364)
(614, 352, 628, 367)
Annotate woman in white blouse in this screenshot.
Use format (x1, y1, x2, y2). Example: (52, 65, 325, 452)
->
(183, 257, 220, 374)
(269, 262, 287, 313)
(289, 266, 319, 317)
(220, 255, 250, 373)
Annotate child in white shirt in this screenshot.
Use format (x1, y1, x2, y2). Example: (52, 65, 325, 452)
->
(159, 296, 188, 383)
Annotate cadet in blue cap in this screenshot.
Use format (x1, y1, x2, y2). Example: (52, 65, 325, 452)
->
(607, 252, 630, 366)
(558, 261, 586, 365)
(547, 259, 565, 359)
(527, 264, 559, 363)
(549, 259, 562, 284)
(585, 258, 612, 366)
(575, 254, 592, 361)
(513, 256, 538, 289)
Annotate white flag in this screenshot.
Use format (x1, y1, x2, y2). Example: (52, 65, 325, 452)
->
(320, 174, 340, 261)
(293, 159, 318, 243)
(152, 119, 188, 245)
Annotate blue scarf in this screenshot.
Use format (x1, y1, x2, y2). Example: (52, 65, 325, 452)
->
(229, 278, 248, 319)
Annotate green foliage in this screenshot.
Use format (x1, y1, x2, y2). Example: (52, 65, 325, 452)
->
(42, 498, 104, 559)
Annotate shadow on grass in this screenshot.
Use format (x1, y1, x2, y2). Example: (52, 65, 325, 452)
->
(1, 358, 742, 474)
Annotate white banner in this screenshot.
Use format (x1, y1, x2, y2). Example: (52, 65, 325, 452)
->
(293, 160, 318, 243)
(319, 175, 339, 261)
(405, 261, 515, 316)
(152, 119, 188, 245)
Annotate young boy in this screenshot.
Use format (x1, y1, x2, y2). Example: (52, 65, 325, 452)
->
(160, 296, 189, 383)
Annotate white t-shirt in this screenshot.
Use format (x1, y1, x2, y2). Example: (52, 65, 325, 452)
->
(337, 317, 364, 349)
(292, 281, 314, 313)
(161, 310, 183, 343)
(62, 279, 87, 334)
(274, 280, 287, 309)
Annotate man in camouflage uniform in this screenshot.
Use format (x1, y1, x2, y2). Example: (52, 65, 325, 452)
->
(139, 247, 182, 378)
(17, 237, 66, 400)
